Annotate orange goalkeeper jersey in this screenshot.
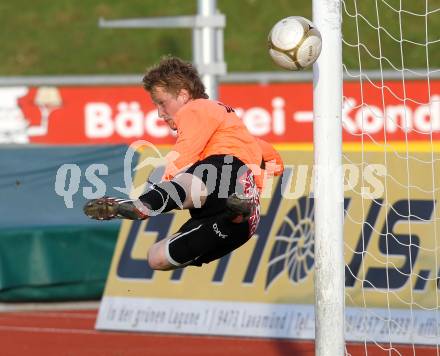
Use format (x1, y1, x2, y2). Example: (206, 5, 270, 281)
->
(163, 99, 283, 189)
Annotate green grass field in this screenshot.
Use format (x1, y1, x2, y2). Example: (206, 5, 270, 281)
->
(0, 0, 438, 75)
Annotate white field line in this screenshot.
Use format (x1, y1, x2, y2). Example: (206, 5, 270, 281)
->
(0, 324, 103, 335)
(0, 301, 100, 312)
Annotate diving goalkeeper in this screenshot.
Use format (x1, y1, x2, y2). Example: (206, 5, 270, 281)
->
(84, 56, 284, 271)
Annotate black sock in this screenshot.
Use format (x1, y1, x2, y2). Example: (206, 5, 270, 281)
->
(138, 181, 186, 215)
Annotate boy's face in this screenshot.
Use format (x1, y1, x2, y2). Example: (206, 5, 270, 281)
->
(150, 86, 189, 131)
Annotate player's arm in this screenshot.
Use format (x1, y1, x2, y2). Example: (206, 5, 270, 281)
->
(256, 138, 284, 176)
(163, 107, 220, 180)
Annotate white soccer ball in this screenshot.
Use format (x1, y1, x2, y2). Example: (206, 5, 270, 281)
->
(268, 16, 322, 71)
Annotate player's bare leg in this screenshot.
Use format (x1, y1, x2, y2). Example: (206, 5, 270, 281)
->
(171, 173, 207, 209)
(147, 235, 181, 270)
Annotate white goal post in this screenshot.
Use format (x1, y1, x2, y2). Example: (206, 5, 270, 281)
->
(312, 0, 345, 355)
(313, 0, 440, 354)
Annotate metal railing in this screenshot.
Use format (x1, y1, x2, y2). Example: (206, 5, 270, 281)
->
(0, 69, 438, 87)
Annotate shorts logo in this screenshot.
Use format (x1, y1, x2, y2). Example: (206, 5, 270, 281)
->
(212, 223, 228, 239)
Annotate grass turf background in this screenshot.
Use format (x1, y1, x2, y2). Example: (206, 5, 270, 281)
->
(0, 0, 438, 75)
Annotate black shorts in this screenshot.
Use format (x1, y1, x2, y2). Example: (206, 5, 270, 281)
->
(166, 214, 250, 267)
(167, 154, 261, 267)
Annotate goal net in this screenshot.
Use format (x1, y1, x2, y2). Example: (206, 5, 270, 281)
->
(341, 0, 440, 353)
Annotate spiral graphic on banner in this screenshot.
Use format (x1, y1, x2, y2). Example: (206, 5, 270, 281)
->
(266, 196, 315, 289)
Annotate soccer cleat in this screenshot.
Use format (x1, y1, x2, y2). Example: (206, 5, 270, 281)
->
(83, 197, 149, 221)
(225, 193, 253, 223)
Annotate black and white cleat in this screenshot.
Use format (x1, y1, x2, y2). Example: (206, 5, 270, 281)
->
(83, 197, 148, 221)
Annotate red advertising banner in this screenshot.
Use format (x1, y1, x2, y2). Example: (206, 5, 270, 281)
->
(1, 80, 438, 145)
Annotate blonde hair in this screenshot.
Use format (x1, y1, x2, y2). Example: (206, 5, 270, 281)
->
(142, 56, 208, 99)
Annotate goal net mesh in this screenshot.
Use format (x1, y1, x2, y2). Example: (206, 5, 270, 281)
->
(341, 0, 440, 353)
